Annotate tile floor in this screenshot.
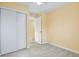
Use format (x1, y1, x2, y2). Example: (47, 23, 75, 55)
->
(1, 43, 79, 57)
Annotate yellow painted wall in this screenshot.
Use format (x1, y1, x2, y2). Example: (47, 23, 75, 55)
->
(27, 16, 35, 43)
(46, 3, 79, 52)
(0, 2, 29, 14)
(29, 20, 34, 43)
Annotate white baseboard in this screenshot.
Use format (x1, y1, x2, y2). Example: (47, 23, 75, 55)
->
(49, 43, 79, 54)
(27, 45, 30, 48)
(42, 41, 48, 44)
(42, 39, 48, 44)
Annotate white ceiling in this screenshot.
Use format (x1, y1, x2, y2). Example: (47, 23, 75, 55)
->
(19, 2, 70, 14)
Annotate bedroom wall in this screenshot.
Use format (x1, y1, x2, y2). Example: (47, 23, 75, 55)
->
(46, 3, 79, 52)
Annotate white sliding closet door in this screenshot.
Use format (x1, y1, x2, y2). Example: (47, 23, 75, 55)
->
(1, 8, 7, 54)
(0, 9, 1, 55)
(16, 12, 26, 50)
(1, 9, 17, 54)
(6, 9, 17, 53)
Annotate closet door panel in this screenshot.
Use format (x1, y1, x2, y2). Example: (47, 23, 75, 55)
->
(1, 9, 7, 54)
(16, 13, 26, 50)
(1, 9, 17, 54)
(6, 9, 17, 53)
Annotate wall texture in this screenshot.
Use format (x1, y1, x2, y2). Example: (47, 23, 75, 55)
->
(46, 3, 79, 52)
(0, 2, 30, 14)
(27, 16, 35, 44)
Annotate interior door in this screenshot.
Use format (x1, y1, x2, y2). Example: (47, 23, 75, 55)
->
(34, 17, 42, 44)
(1, 8, 17, 54)
(16, 12, 26, 50)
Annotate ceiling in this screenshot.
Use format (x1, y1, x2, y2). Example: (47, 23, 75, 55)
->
(19, 2, 70, 14)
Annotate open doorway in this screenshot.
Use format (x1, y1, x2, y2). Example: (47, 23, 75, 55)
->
(29, 16, 42, 47)
(33, 16, 42, 44)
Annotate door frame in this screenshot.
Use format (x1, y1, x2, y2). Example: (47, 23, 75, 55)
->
(34, 16, 42, 44)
